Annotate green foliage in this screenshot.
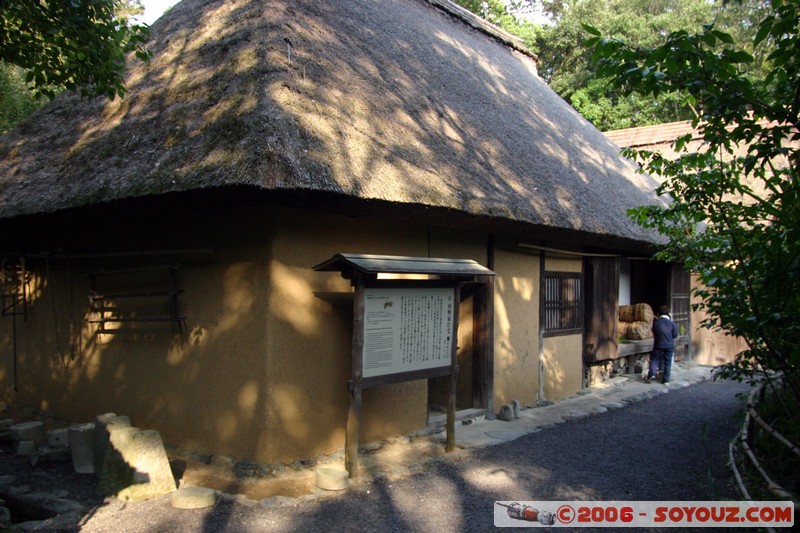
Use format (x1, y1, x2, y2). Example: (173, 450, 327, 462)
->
(454, 1, 773, 131)
(569, 77, 691, 131)
(533, 0, 726, 129)
(0, 63, 44, 134)
(0, 0, 150, 101)
(588, 0, 800, 403)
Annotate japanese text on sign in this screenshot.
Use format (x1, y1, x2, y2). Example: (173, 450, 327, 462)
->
(362, 287, 454, 378)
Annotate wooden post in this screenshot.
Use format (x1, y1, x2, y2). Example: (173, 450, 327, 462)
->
(345, 277, 365, 478)
(345, 381, 362, 477)
(446, 283, 461, 452)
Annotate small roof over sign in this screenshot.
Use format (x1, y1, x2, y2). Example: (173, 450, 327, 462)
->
(314, 253, 495, 278)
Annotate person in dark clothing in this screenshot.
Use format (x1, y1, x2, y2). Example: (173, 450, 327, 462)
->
(645, 305, 680, 384)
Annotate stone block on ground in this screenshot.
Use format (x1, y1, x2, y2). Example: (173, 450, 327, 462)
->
(498, 404, 515, 421)
(15, 440, 42, 457)
(31, 446, 72, 466)
(10, 422, 44, 442)
(46, 428, 69, 448)
(93, 413, 130, 475)
(171, 486, 217, 509)
(68, 423, 96, 474)
(315, 466, 349, 491)
(99, 426, 176, 502)
(0, 418, 13, 430)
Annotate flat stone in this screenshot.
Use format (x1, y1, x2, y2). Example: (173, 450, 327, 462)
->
(171, 486, 217, 509)
(0, 418, 13, 430)
(41, 497, 86, 515)
(31, 446, 72, 466)
(562, 411, 589, 421)
(217, 492, 257, 507)
(15, 440, 39, 456)
(485, 430, 528, 441)
(46, 428, 69, 448)
(259, 495, 300, 508)
(315, 466, 349, 491)
(12, 510, 84, 532)
(10, 422, 44, 442)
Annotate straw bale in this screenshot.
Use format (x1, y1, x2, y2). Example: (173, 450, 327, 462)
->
(618, 321, 653, 340)
(618, 303, 654, 324)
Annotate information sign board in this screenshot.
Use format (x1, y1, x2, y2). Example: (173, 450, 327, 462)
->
(362, 286, 455, 379)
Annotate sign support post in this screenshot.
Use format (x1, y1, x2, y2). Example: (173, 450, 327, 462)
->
(346, 277, 365, 477)
(313, 253, 495, 479)
(446, 283, 460, 453)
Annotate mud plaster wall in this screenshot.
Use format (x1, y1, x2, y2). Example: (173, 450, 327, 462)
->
(0, 204, 437, 465)
(0, 202, 587, 463)
(0, 202, 278, 464)
(543, 335, 584, 400)
(543, 255, 584, 401)
(492, 247, 539, 408)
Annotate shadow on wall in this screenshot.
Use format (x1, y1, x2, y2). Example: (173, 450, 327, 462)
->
(493, 269, 538, 407)
(0, 0, 660, 465)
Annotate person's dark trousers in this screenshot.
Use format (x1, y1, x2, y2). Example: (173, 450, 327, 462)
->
(647, 351, 663, 381)
(652, 349, 674, 383)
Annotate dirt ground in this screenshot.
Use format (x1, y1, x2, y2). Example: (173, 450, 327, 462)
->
(1, 378, 752, 532)
(0, 426, 455, 531)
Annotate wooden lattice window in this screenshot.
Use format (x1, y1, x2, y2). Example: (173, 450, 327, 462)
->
(544, 272, 584, 336)
(671, 264, 691, 336)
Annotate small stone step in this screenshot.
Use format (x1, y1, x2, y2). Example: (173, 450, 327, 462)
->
(47, 428, 69, 448)
(171, 486, 217, 509)
(315, 466, 349, 491)
(10, 422, 44, 442)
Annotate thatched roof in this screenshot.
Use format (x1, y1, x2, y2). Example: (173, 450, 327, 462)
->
(0, 0, 665, 246)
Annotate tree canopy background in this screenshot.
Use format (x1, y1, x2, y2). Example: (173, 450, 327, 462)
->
(0, 0, 149, 133)
(454, 0, 772, 131)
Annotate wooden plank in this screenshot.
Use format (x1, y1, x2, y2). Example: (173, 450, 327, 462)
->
(584, 257, 620, 362)
(90, 290, 184, 299)
(472, 276, 494, 411)
(362, 365, 451, 389)
(88, 316, 187, 323)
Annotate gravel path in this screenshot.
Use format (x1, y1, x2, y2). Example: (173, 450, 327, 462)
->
(74, 378, 749, 532)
